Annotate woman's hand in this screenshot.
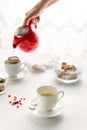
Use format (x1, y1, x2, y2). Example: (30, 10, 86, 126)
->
(23, 0, 59, 26)
(23, 6, 43, 26)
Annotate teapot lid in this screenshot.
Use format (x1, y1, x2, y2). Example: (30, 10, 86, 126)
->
(14, 26, 29, 37)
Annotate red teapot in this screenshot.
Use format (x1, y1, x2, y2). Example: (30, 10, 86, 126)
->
(13, 18, 39, 53)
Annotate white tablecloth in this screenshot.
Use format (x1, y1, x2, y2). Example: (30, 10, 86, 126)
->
(0, 48, 87, 130)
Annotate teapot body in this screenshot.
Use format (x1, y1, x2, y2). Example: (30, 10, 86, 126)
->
(13, 24, 39, 52)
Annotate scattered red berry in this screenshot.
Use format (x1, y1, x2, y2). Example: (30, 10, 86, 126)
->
(23, 98, 26, 100)
(17, 106, 19, 108)
(8, 94, 11, 97)
(13, 96, 17, 101)
(9, 101, 12, 104)
(20, 103, 22, 105)
(20, 98, 22, 100)
(8, 94, 26, 109)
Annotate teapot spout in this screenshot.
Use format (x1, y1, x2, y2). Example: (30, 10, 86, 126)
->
(13, 36, 23, 49)
(13, 43, 17, 48)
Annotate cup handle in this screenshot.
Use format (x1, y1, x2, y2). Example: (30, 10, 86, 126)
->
(57, 91, 64, 102)
(20, 63, 26, 72)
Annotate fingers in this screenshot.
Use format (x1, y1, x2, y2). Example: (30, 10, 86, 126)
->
(36, 16, 40, 22)
(23, 16, 40, 26)
(25, 11, 29, 16)
(23, 19, 27, 26)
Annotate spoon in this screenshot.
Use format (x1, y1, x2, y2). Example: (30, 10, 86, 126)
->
(29, 101, 38, 110)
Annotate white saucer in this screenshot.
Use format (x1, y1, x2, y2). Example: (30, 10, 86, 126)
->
(8, 72, 24, 80)
(56, 75, 80, 84)
(28, 98, 65, 118)
(0, 71, 24, 81)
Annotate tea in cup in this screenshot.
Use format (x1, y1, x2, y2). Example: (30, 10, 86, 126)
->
(4, 56, 25, 77)
(37, 85, 64, 112)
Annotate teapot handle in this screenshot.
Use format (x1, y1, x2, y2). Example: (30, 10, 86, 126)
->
(28, 16, 40, 29)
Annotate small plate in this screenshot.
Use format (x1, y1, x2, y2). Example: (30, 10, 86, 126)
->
(0, 71, 24, 81)
(0, 90, 5, 95)
(56, 75, 80, 84)
(55, 66, 81, 84)
(28, 98, 65, 118)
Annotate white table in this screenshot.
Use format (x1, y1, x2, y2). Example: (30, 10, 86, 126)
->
(0, 48, 87, 130)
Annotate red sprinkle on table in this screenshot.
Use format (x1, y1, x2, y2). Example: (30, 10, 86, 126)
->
(9, 101, 12, 104)
(8, 94, 26, 108)
(17, 106, 19, 108)
(8, 95, 11, 98)
(23, 98, 26, 100)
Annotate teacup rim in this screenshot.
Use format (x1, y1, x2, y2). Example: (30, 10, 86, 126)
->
(37, 85, 59, 96)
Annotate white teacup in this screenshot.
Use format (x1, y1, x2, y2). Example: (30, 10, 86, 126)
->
(37, 85, 64, 112)
(4, 56, 25, 77)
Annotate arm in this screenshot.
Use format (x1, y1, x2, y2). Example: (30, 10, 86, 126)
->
(45, 0, 59, 7)
(23, 0, 59, 26)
